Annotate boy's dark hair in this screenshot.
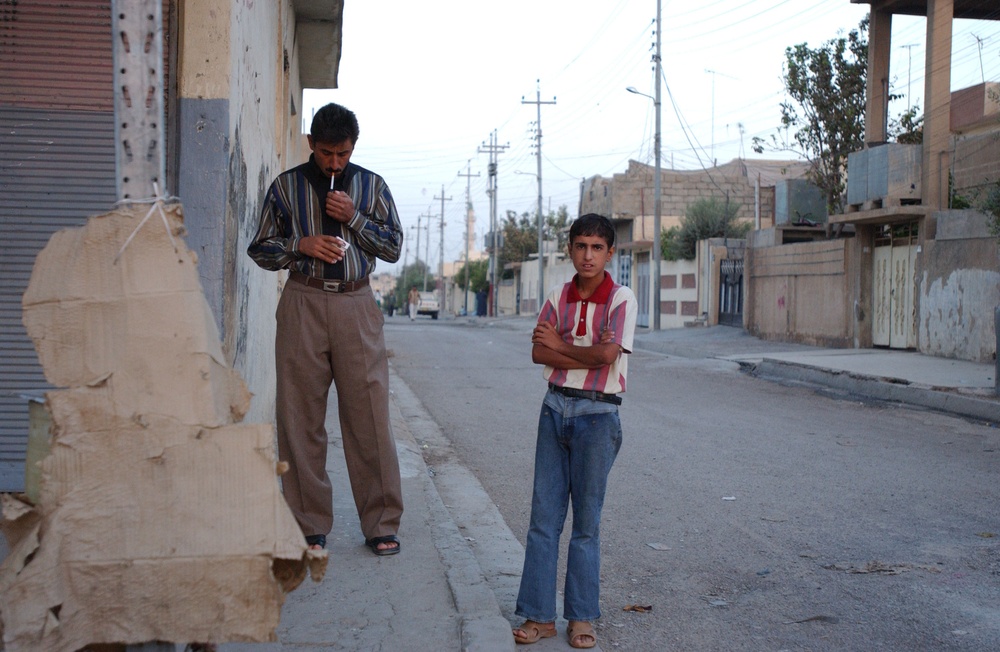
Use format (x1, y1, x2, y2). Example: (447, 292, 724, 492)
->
(310, 103, 360, 145)
(569, 213, 615, 247)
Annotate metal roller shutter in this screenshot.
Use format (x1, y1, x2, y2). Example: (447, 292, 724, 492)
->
(0, 0, 115, 491)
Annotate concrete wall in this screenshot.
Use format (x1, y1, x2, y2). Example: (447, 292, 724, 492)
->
(518, 253, 573, 315)
(918, 210, 1000, 363)
(746, 240, 858, 347)
(581, 159, 788, 228)
(177, 0, 306, 423)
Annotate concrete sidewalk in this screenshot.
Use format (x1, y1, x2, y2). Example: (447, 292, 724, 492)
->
(219, 376, 514, 652)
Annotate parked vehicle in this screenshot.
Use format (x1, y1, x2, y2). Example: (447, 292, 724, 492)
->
(417, 292, 439, 319)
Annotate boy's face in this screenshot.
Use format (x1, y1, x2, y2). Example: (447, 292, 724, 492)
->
(568, 234, 614, 281)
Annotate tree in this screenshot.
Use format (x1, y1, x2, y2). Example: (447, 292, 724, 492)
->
(889, 106, 923, 145)
(497, 205, 570, 274)
(753, 19, 869, 213)
(453, 258, 490, 293)
(661, 196, 751, 261)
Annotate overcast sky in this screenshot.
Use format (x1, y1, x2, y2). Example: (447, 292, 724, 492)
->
(304, 0, 1000, 274)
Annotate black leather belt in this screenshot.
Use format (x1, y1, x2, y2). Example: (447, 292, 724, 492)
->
(290, 271, 369, 293)
(548, 382, 622, 405)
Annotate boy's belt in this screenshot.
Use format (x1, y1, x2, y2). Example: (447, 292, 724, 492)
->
(290, 271, 369, 293)
(548, 382, 622, 405)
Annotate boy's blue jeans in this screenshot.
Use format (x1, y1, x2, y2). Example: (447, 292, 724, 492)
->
(515, 390, 623, 623)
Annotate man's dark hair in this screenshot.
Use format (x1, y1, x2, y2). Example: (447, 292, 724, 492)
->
(569, 213, 615, 248)
(310, 103, 360, 145)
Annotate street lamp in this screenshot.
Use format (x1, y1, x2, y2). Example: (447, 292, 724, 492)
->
(626, 81, 661, 330)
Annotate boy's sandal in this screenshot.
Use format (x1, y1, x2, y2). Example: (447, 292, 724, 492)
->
(305, 534, 326, 550)
(512, 620, 556, 645)
(567, 621, 596, 649)
(365, 534, 400, 556)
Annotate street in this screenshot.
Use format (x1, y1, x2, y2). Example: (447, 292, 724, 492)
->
(385, 315, 1000, 651)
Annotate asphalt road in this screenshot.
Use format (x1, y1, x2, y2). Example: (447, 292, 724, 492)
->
(385, 315, 1000, 651)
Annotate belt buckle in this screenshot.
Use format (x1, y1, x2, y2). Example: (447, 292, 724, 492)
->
(322, 280, 345, 293)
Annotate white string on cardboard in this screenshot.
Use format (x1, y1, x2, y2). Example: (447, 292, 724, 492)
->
(112, 183, 182, 264)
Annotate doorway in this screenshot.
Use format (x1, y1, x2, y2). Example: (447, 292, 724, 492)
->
(872, 222, 918, 349)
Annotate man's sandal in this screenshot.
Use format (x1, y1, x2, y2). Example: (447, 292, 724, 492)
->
(512, 620, 556, 645)
(365, 534, 400, 556)
(567, 621, 596, 649)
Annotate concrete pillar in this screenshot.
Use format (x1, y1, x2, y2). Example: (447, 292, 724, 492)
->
(176, 0, 232, 339)
(865, 7, 892, 145)
(923, 0, 953, 210)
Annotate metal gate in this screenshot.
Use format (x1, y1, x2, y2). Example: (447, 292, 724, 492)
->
(719, 258, 743, 326)
(872, 222, 918, 349)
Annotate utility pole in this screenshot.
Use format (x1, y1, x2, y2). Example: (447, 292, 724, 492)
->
(522, 80, 556, 313)
(114, 0, 165, 200)
(417, 210, 434, 291)
(434, 186, 452, 315)
(414, 213, 423, 282)
(653, 0, 662, 330)
(114, 3, 171, 651)
(457, 161, 480, 316)
(478, 131, 508, 317)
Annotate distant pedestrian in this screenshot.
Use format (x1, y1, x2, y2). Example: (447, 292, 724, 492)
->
(385, 292, 396, 317)
(408, 286, 420, 321)
(512, 214, 637, 649)
(247, 102, 403, 556)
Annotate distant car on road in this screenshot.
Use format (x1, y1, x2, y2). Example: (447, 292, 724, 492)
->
(417, 292, 439, 319)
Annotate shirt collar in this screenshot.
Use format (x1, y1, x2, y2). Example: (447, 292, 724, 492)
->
(567, 272, 614, 304)
(305, 156, 355, 194)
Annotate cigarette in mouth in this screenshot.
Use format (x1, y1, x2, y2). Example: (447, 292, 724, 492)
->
(330, 173, 335, 189)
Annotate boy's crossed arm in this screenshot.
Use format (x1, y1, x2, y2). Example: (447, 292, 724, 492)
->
(531, 321, 620, 369)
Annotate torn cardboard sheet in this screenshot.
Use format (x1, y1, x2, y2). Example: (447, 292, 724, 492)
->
(1, 202, 325, 652)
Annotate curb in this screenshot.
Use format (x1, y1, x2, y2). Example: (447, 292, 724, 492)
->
(388, 373, 516, 652)
(752, 358, 1000, 424)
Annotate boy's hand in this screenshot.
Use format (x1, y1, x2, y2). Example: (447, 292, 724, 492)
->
(531, 322, 563, 350)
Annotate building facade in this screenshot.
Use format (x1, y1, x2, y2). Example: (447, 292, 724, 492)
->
(0, 0, 343, 490)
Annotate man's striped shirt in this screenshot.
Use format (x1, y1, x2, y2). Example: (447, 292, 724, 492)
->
(248, 157, 401, 280)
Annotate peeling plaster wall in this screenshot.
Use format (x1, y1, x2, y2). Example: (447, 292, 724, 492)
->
(226, 1, 285, 425)
(176, 0, 308, 424)
(919, 237, 1000, 363)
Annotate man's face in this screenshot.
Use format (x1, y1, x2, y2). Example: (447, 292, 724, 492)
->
(308, 136, 354, 179)
(568, 234, 614, 281)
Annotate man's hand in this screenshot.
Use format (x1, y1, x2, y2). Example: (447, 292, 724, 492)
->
(325, 190, 355, 223)
(299, 235, 348, 264)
